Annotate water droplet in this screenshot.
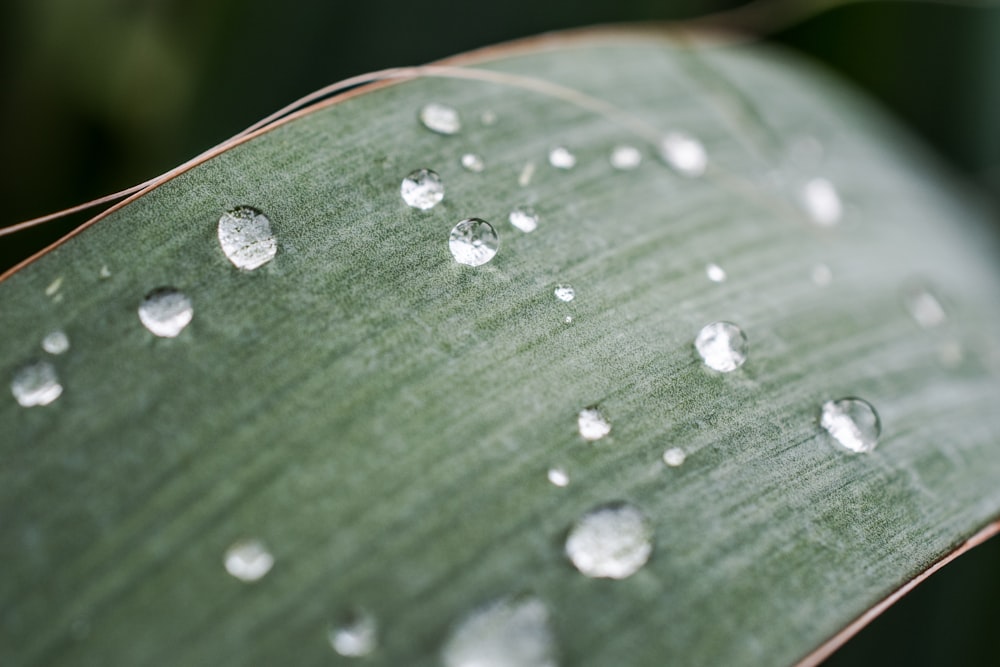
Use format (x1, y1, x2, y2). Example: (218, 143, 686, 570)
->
(902, 284, 946, 328)
(11, 360, 62, 407)
(811, 263, 833, 286)
(659, 132, 707, 177)
(609, 144, 642, 170)
(820, 398, 881, 453)
(548, 146, 576, 170)
(224, 539, 274, 582)
(563, 315, 573, 324)
(578, 407, 611, 441)
(442, 596, 557, 667)
(329, 610, 378, 658)
(99, 265, 112, 279)
(508, 206, 538, 233)
(480, 110, 498, 126)
(706, 263, 726, 283)
(518, 162, 536, 187)
(419, 103, 461, 135)
(662, 447, 686, 467)
(554, 284, 575, 302)
(801, 178, 842, 226)
(449, 218, 499, 266)
(461, 153, 485, 173)
(694, 321, 748, 372)
(547, 467, 570, 487)
(217, 206, 277, 270)
(565, 502, 653, 580)
(401, 168, 445, 210)
(41, 330, 70, 355)
(45, 277, 63, 297)
(138, 288, 193, 338)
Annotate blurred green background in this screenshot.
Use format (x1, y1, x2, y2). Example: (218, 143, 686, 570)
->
(1, 0, 997, 663)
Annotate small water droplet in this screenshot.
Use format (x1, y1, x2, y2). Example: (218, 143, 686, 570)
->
(706, 263, 726, 283)
(11, 360, 63, 407)
(45, 277, 63, 297)
(659, 132, 707, 177)
(449, 218, 499, 266)
(99, 265, 112, 279)
(41, 330, 70, 355)
(902, 284, 946, 328)
(662, 447, 686, 467)
(695, 321, 748, 372)
(508, 206, 539, 233)
(801, 178, 842, 226)
(419, 103, 461, 135)
(547, 467, 570, 487)
(329, 610, 378, 658)
(820, 398, 881, 453)
(442, 596, 556, 667)
(811, 263, 833, 286)
(609, 144, 642, 170)
(138, 288, 193, 338)
(565, 502, 653, 580)
(563, 315, 573, 324)
(224, 539, 274, 582)
(401, 168, 445, 210)
(548, 146, 576, 170)
(217, 206, 277, 270)
(461, 153, 485, 173)
(518, 162, 536, 187)
(578, 407, 611, 441)
(480, 110, 498, 126)
(554, 284, 575, 302)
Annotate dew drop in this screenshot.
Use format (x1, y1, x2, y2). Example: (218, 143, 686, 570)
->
(11, 360, 62, 407)
(662, 447, 686, 467)
(553, 284, 575, 302)
(565, 502, 653, 580)
(609, 144, 642, 170)
(902, 284, 946, 328)
(138, 288, 193, 338)
(41, 330, 70, 355)
(577, 407, 611, 441)
(401, 168, 445, 210)
(419, 103, 461, 135)
(223, 539, 274, 582)
(801, 178, 842, 226)
(217, 206, 277, 270)
(449, 218, 499, 266)
(508, 206, 539, 233)
(694, 321, 748, 372)
(820, 398, 881, 453)
(563, 315, 573, 324)
(548, 146, 576, 170)
(329, 610, 378, 658)
(811, 263, 833, 286)
(659, 132, 707, 177)
(706, 263, 727, 283)
(442, 596, 557, 667)
(99, 265, 112, 279)
(547, 467, 570, 487)
(461, 153, 485, 173)
(45, 277, 63, 297)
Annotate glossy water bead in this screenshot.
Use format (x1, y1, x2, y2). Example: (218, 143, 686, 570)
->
(419, 103, 461, 134)
(449, 218, 499, 266)
(138, 288, 193, 338)
(441, 596, 557, 667)
(11, 360, 62, 407)
(401, 168, 445, 210)
(565, 502, 653, 579)
(820, 398, 881, 453)
(217, 206, 277, 270)
(694, 321, 748, 372)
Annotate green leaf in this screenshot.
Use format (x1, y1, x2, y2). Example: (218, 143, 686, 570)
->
(3, 29, 1000, 666)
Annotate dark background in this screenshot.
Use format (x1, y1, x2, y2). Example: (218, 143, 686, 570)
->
(1, 1, 998, 663)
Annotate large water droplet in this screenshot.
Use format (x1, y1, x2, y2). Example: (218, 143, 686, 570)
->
(449, 218, 499, 266)
(695, 321, 748, 372)
(329, 610, 378, 658)
(224, 539, 274, 582)
(577, 407, 611, 441)
(11, 360, 63, 407)
(609, 144, 642, 170)
(419, 103, 461, 135)
(547, 467, 570, 487)
(902, 284, 946, 328)
(659, 132, 707, 177)
(801, 178, 842, 226)
(706, 263, 726, 283)
(662, 447, 686, 467)
(41, 330, 70, 355)
(553, 284, 575, 302)
(441, 596, 557, 667)
(401, 168, 445, 210)
(138, 288, 193, 338)
(820, 398, 881, 453)
(217, 206, 277, 270)
(508, 206, 538, 233)
(565, 502, 653, 580)
(548, 146, 576, 170)
(461, 153, 485, 173)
